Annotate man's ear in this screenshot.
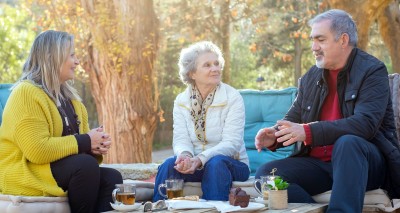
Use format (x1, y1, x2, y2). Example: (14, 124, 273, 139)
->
(341, 33, 350, 47)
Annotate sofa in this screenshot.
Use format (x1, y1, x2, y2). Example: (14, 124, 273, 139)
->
(1, 80, 399, 212)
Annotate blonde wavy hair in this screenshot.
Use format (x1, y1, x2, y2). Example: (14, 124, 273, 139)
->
(14, 30, 81, 102)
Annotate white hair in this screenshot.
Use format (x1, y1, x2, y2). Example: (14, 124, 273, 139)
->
(178, 41, 225, 85)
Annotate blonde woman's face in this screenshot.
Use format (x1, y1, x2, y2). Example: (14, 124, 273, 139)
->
(191, 52, 221, 88)
(60, 47, 79, 83)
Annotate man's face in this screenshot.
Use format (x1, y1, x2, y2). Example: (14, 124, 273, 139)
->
(310, 19, 344, 70)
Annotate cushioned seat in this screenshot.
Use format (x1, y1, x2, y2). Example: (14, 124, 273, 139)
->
(239, 88, 298, 175)
(0, 180, 154, 213)
(0, 195, 69, 213)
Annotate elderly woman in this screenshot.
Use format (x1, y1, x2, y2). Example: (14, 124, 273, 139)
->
(0, 30, 122, 213)
(153, 41, 250, 201)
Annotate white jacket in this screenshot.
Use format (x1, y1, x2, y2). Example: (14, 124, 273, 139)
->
(173, 82, 250, 167)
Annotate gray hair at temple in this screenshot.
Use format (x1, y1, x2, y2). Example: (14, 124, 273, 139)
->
(178, 41, 225, 85)
(308, 9, 358, 47)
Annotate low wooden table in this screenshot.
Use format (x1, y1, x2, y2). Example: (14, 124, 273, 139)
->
(265, 203, 327, 212)
(104, 203, 327, 213)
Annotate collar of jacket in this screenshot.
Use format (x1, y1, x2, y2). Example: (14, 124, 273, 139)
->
(177, 83, 228, 109)
(318, 48, 359, 85)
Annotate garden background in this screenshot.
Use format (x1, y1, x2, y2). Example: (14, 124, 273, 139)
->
(0, 0, 399, 163)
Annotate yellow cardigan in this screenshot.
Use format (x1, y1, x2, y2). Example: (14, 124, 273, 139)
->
(0, 81, 100, 197)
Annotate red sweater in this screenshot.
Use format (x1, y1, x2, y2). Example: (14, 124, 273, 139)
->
(303, 69, 342, 161)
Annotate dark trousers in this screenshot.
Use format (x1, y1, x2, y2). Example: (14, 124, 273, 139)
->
(51, 154, 122, 213)
(255, 135, 386, 213)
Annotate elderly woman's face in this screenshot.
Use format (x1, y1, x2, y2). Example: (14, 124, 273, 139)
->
(191, 52, 221, 87)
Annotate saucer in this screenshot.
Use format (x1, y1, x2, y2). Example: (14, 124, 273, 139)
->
(110, 202, 141, 212)
(254, 197, 268, 206)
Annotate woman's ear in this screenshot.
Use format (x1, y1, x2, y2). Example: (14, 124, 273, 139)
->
(189, 71, 195, 80)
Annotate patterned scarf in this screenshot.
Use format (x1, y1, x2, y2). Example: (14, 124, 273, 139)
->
(190, 85, 217, 144)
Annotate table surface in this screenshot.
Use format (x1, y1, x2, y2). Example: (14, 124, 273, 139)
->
(104, 202, 328, 213)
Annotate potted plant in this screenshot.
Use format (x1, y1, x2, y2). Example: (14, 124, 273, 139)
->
(267, 175, 289, 210)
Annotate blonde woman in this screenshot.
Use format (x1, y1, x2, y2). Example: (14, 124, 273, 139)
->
(0, 30, 122, 213)
(153, 41, 250, 201)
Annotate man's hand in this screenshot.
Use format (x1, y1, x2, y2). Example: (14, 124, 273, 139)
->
(255, 127, 277, 152)
(275, 120, 306, 146)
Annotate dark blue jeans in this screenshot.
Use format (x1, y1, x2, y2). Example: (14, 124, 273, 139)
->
(255, 135, 386, 213)
(153, 155, 250, 201)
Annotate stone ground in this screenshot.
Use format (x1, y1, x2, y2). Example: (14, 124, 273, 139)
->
(151, 148, 173, 163)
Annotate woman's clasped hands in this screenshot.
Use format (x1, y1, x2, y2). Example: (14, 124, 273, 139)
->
(174, 153, 202, 174)
(88, 126, 112, 155)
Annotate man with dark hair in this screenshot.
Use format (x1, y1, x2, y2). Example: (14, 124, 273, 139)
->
(255, 9, 400, 212)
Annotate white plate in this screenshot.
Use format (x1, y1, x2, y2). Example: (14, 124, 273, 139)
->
(166, 199, 214, 209)
(206, 201, 265, 213)
(110, 202, 141, 212)
(234, 202, 266, 212)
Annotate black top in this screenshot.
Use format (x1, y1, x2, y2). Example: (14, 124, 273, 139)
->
(58, 99, 91, 154)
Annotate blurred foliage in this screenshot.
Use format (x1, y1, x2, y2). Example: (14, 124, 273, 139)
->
(367, 21, 393, 73)
(249, 0, 321, 88)
(0, 2, 36, 83)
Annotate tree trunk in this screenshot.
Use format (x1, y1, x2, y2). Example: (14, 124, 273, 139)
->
(294, 37, 302, 87)
(81, 0, 159, 163)
(326, 0, 392, 50)
(220, 0, 231, 84)
(377, 1, 400, 73)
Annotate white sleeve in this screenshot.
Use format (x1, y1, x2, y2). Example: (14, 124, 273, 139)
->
(172, 98, 194, 156)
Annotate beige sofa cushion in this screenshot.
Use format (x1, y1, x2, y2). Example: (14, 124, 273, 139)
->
(0, 180, 154, 213)
(123, 179, 155, 202)
(0, 194, 70, 213)
(183, 177, 259, 198)
(312, 189, 391, 206)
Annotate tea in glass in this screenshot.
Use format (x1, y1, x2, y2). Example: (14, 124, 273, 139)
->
(112, 183, 136, 205)
(158, 179, 184, 199)
(116, 192, 135, 205)
(166, 188, 183, 199)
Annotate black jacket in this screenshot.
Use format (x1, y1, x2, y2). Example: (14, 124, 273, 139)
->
(284, 48, 400, 198)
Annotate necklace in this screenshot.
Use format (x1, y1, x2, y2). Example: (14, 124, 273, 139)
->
(57, 99, 80, 136)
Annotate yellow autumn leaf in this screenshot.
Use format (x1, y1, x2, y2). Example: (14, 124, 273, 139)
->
(249, 43, 257, 53)
(231, 9, 238, 18)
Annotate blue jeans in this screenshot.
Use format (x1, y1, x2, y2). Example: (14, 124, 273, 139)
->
(153, 155, 250, 201)
(255, 135, 386, 213)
